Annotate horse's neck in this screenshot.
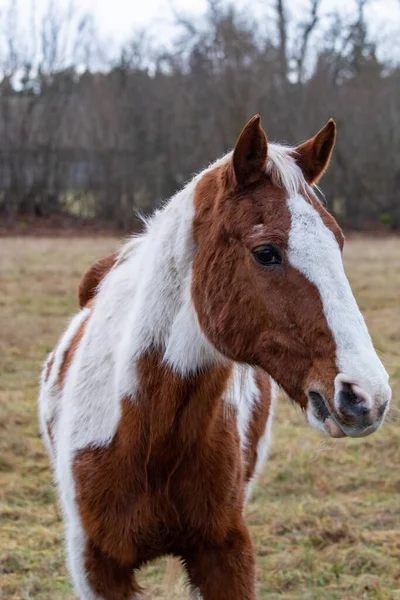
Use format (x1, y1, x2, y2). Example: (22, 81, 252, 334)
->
(112, 186, 224, 379)
(68, 169, 248, 453)
(134, 348, 234, 448)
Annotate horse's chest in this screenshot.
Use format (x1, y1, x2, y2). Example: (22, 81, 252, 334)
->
(147, 409, 244, 508)
(73, 405, 244, 561)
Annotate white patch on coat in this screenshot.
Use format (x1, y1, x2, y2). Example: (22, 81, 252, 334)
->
(241, 378, 278, 504)
(287, 194, 390, 405)
(235, 366, 260, 438)
(232, 367, 278, 503)
(38, 307, 91, 460)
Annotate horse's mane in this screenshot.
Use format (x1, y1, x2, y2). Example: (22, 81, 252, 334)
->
(266, 143, 304, 197)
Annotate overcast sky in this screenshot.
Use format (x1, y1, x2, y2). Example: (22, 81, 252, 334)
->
(1, 0, 399, 63)
(91, 0, 400, 38)
(72, 0, 400, 46)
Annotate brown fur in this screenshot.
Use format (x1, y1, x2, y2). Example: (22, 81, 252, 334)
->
(57, 309, 91, 389)
(233, 114, 268, 186)
(46, 421, 55, 448)
(85, 539, 142, 600)
(44, 353, 54, 383)
(296, 119, 336, 185)
(78, 253, 118, 308)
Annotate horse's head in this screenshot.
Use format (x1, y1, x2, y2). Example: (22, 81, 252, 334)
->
(192, 115, 391, 438)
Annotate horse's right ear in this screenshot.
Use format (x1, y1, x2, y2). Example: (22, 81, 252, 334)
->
(295, 119, 336, 185)
(232, 115, 268, 187)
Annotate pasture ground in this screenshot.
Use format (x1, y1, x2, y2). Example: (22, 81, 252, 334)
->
(0, 236, 399, 600)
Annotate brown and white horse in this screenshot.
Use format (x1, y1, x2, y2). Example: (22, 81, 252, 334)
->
(39, 116, 391, 600)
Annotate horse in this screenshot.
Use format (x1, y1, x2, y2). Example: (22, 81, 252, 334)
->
(39, 115, 391, 600)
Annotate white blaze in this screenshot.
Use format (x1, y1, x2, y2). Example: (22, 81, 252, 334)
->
(287, 194, 390, 404)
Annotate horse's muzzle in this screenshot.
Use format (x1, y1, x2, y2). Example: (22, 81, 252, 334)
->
(332, 375, 391, 437)
(308, 375, 391, 438)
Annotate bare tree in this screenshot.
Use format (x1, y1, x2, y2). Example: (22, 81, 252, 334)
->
(275, 0, 288, 80)
(294, 0, 321, 83)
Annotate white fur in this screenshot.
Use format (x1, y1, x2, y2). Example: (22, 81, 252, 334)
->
(266, 143, 301, 198)
(38, 307, 91, 461)
(287, 194, 390, 407)
(234, 364, 260, 438)
(245, 379, 278, 503)
(235, 372, 278, 504)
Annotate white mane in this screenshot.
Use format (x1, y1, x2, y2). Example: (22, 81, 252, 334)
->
(266, 143, 305, 198)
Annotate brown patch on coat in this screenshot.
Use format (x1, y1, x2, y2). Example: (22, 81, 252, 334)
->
(44, 353, 55, 383)
(46, 420, 55, 448)
(44, 352, 55, 449)
(242, 372, 272, 483)
(72, 349, 255, 595)
(78, 253, 118, 308)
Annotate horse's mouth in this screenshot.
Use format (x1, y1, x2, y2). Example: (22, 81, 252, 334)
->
(308, 390, 348, 438)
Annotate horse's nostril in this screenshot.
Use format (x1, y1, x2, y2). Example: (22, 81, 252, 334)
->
(308, 391, 331, 421)
(338, 390, 370, 417)
(347, 388, 362, 403)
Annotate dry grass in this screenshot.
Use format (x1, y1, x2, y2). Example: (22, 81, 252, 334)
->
(0, 236, 399, 600)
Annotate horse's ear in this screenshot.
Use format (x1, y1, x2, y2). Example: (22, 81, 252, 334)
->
(295, 119, 336, 185)
(232, 115, 268, 187)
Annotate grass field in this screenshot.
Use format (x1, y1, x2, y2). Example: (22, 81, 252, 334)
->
(0, 236, 399, 600)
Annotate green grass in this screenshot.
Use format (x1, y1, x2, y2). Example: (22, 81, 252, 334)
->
(0, 236, 399, 599)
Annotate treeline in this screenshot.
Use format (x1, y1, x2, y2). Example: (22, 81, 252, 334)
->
(0, 0, 400, 230)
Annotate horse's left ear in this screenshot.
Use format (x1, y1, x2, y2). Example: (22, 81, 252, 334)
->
(232, 115, 268, 187)
(296, 119, 336, 185)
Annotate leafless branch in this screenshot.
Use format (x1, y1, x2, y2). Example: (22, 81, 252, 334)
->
(295, 0, 321, 83)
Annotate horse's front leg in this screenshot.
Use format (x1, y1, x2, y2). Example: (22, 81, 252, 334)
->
(183, 523, 256, 600)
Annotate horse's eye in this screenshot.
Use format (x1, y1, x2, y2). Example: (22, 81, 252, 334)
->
(252, 245, 282, 267)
